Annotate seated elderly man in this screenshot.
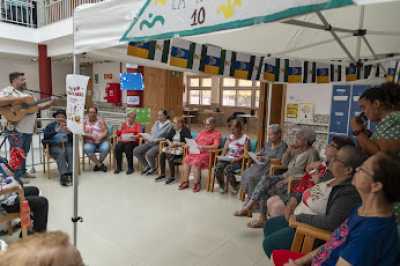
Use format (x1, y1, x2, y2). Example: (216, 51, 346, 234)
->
(0, 162, 48, 234)
(238, 124, 288, 202)
(43, 109, 73, 186)
(235, 127, 320, 228)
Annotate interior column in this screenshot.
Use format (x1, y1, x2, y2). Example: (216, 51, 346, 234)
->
(38, 44, 52, 99)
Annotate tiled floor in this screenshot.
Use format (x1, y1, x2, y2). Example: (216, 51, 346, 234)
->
(23, 169, 272, 266)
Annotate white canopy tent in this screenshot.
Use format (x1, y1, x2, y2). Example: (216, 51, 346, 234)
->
(70, 0, 400, 247)
(74, 0, 400, 65)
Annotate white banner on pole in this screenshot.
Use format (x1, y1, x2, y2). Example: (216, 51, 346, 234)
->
(66, 74, 89, 135)
(120, 0, 353, 42)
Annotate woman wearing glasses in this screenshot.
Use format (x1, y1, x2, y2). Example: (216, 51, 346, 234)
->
(274, 152, 400, 266)
(263, 146, 364, 258)
(179, 117, 221, 193)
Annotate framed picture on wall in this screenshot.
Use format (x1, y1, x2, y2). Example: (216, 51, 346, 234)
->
(127, 96, 140, 106)
(298, 103, 314, 123)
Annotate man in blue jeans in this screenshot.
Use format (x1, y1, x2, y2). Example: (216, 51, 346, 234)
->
(1, 72, 54, 183)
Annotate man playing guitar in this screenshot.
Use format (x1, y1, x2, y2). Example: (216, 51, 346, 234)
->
(0, 72, 55, 183)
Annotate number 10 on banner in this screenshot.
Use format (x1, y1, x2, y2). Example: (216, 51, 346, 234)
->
(191, 7, 206, 26)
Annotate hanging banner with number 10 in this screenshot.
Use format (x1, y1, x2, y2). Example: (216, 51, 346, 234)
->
(120, 0, 353, 43)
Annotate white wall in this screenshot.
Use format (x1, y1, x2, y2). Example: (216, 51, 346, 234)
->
(92, 62, 121, 102)
(286, 83, 332, 115)
(51, 61, 73, 96)
(0, 57, 72, 98)
(0, 58, 39, 90)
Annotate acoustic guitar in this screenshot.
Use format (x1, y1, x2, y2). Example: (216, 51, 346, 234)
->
(0, 96, 55, 123)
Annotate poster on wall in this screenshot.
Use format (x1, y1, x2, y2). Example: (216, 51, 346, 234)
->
(127, 107, 151, 124)
(127, 96, 141, 106)
(66, 74, 89, 135)
(298, 103, 314, 123)
(286, 104, 299, 120)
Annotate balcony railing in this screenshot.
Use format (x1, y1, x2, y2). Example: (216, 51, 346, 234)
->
(41, 0, 103, 26)
(0, 0, 103, 28)
(0, 0, 37, 28)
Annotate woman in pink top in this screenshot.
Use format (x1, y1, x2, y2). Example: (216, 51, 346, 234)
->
(83, 107, 110, 172)
(179, 117, 221, 193)
(114, 111, 142, 175)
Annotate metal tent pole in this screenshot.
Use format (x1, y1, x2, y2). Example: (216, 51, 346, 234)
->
(72, 54, 82, 248)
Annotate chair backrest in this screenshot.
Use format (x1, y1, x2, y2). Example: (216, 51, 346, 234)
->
(191, 131, 198, 139)
(219, 136, 227, 149)
(250, 139, 257, 152)
(290, 223, 331, 253)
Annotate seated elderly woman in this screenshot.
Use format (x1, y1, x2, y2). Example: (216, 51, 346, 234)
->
(234, 128, 320, 228)
(179, 117, 222, 193)
(133, 110, 173, 175)
(267, 135, 355, 218)
(0, 162, 48, 234)
(0, 231, 84, 266)
(83, 107, 110, 172)
(214, 119, 250, 194)
(273, 152, 400, 266)
(114, 111, 142, 175)
(263, 145, 364, 257)
(239, 124, 288, 204)
(43, 109, 73, 186)
(155, 116, 192, 184)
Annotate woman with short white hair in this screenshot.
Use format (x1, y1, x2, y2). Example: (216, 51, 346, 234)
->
(235, 127, 320, 228)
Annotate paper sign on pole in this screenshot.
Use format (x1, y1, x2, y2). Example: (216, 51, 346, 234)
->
(66, 74, 89, 135)
(120, 0, 353, 42)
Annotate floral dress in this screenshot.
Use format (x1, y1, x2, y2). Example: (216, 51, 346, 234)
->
(184, 129, 221, 169)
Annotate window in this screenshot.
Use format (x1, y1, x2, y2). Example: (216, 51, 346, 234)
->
(187, 76, 212, 105)
(222, 90, 236, 106)
(221, 78, 261, 108)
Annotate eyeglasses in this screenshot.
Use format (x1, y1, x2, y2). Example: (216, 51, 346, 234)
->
(356, 167, 374, 177)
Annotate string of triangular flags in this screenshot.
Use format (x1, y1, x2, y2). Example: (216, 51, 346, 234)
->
(127, 38, 400, 83)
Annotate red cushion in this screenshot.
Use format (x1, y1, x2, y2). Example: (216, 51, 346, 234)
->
(272, 250, 304, 266)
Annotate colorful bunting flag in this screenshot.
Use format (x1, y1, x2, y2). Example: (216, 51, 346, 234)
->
(263, 58, 281, 82)
(316, 63, 330, 83)
(384, 61, 399, 82)
(285, 59, 303, 83)
(229, 52, 257, 80)
(346, 64, 357, 82)
(199, 45, 225, 75)
(170, 39, 201, 70)
(127, 40, 170, 63)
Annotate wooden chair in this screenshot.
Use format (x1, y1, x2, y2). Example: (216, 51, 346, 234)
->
(0, 186, 28, 239)
(289, 220, 331, 254)
(207, 145, 251, 193)
(42, 142, 65, 179)
(158, 140, 188, 177)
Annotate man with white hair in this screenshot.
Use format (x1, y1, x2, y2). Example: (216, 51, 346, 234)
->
(235, 127, 320, 228)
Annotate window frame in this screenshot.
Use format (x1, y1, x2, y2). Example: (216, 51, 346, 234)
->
(186, 76, 212, 106)
(220, 78, 260, 109)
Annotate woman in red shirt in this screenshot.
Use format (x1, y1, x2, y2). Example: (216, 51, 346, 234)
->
(114, 111, 142, 174)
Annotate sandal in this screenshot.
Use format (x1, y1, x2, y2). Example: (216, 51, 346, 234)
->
(178, 181, 189, 190)
(192, 182, 201, 193)
(234, 209, 252, 217)
(247, 218, 265, 229)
